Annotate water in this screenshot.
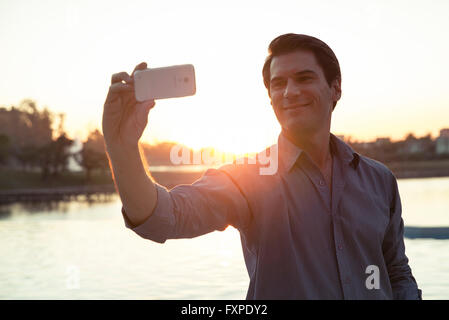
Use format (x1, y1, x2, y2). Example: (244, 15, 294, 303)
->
(0, 177, 448, 300)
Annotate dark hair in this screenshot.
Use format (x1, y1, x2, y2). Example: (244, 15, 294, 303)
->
(262, 33, 341, 109)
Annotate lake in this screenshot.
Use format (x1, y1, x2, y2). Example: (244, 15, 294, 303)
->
(1, 177, 448, 299)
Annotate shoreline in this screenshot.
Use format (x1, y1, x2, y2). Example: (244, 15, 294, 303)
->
(0, 184, 116, 203)
(386, 159, 449, 180)
(1, 170, 448, 204)
(0, 171, 204, 204)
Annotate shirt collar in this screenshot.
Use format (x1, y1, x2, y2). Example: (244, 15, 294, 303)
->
(277, 131, 360, 173)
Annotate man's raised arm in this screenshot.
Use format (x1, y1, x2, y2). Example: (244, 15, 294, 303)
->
(102, 62, 158, 227)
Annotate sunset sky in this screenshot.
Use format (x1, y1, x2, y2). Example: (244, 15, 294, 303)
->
(1, 0, 448, 154)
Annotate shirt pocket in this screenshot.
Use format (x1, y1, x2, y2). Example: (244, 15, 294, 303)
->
(339, 190, 391, 246)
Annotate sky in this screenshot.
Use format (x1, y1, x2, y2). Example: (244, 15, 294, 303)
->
(1, 0, 449, 154)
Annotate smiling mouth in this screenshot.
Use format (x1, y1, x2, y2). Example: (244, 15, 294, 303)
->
(283, 103, 311, 110)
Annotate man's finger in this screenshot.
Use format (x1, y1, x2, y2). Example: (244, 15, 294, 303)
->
(131, 62, 148, 78)
(109, 82, 133, 93)
(105, 83, 133, 105)
(111, 72, 132, 84)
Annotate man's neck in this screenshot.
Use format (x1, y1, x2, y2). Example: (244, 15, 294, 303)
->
(282, 128, 332, 171)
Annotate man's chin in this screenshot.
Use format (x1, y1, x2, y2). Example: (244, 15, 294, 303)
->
(286, 117, 313, 129)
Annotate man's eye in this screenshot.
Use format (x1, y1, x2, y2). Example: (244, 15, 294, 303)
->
(271, 81, 285, 88)
(296, 77, 312, 82)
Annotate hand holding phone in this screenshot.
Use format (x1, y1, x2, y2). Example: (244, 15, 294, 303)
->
(134, 64, 196, 101)
(103, 62, 155, 153)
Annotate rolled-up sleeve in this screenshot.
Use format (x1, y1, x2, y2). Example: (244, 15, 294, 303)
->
(382, 174, 422, 300)
(122, 168, 252, 244)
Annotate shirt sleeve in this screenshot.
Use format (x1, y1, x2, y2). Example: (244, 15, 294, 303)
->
(122, 168, 252, 244)
(382, 174, 422, 300)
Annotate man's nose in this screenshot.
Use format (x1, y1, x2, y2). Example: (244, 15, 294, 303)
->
(283, 78, 301, 99)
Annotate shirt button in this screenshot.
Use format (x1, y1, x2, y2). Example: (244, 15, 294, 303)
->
(319, 180, 325, 186)
(338, 244, 343, 250)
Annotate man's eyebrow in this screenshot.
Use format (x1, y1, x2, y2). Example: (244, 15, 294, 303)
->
(271, 70, 317, 81)
(293, 70, 317, 76)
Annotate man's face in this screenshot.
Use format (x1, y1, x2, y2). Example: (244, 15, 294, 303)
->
(269, 50, 341, 136)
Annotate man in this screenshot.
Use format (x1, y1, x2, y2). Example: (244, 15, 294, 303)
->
(102, 33, 422, 299)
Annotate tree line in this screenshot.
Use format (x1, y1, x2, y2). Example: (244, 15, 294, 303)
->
(0, 99, 193, 183)
(347, 133, 449, 164)
(0, 99, 109, 181)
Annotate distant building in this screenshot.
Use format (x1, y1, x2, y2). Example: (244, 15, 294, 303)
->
(375, 137, 391, 146)
(436, 128, 449, 155)
(405, 141, 424, 154)
(440, 129, 449, 137)
(400, 134, 435, 155)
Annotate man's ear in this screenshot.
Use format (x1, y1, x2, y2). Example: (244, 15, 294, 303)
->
(332, 77, 342, 102)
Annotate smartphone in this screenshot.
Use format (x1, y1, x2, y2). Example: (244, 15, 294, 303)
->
(133, 64, 196, 101)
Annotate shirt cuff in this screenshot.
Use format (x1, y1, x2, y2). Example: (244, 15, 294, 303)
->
(121, 183, 175, 243)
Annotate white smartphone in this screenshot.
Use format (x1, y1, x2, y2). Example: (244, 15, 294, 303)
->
(133, 64, 196, 101)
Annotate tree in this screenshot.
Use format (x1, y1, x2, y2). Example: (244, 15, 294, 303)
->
(38, 133, 74, 179)
(0, 99, 54, 170)
(74, 129, 109, 181)
(50, 133, 74, 175)
(0, 99, 77, 177)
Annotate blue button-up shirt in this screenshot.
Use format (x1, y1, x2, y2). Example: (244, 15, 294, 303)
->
(122, 133, 422, 299)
